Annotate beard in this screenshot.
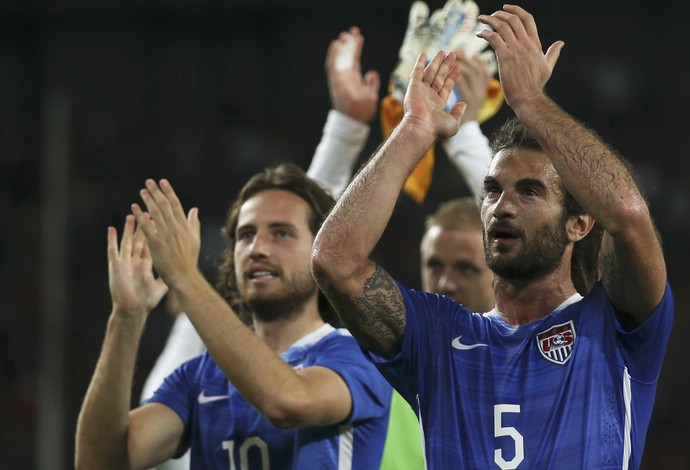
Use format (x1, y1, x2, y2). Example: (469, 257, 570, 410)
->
(484, 214, 569, 283)
(241, 270, 318, 324)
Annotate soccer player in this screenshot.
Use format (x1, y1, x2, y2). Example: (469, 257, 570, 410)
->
(311, 5, 673, 469)
(75, 164, 393, 469)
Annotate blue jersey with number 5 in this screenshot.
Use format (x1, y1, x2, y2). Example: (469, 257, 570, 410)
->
(367, 281, 673, 470)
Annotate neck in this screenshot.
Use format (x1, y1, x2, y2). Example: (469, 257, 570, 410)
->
(252, 295, 325, 353)
(492, 263, 577, 326)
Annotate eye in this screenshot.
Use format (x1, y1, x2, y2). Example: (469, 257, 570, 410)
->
(457, 264, 480, 277)
(275, 229, 292, 239)
(426, 260, 442, 275)
(483, 183, 501, 196)
(237, 230, 255, 242)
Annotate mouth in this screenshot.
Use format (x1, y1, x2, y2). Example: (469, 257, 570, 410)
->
(247, 267, 280, 282)
(487, 223, 521, 246)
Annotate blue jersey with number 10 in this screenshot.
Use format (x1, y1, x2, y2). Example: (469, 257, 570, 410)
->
(368, 281, 673, 470)
(147, 324, 392, 469)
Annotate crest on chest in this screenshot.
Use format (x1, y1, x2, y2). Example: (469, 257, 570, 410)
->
(536, 320, 576, 365)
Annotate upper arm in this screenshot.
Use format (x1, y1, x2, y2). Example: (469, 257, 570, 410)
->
(601, 211, 667, 328)
(127, 403, 186, 470)
(317, 262, 407, 358)
(289, 366, 354, 427)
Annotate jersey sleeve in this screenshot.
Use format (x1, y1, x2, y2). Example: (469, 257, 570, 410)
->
(143, 355, 204, 454)
(140, 313, 206, 401)
(310, 332, 392, 424)
(610, 282, 674, 383)
(362, 282, 452, 410)
(440, 121, 492, 199)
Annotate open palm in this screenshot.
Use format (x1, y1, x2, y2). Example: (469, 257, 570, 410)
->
(108, 215, 168, 315)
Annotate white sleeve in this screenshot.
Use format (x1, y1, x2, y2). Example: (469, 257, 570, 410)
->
(441, 121, 492, 199)
(307, 109, 371, 198)
(140, 313, 206, 401)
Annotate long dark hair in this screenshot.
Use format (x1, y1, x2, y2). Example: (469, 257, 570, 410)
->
(216, 163, 342, 326)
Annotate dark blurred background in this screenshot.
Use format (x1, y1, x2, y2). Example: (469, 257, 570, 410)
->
(1, 0, 688, 468)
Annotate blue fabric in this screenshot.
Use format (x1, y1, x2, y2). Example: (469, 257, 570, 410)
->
(147, 326, 392, 469)
(368, 281, 674, 469)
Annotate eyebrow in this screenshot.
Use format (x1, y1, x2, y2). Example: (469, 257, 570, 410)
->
(483, 176, 548, 191)
(236, 221, 298, 233)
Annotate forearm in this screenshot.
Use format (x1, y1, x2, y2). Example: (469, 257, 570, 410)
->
(442, 121, 492, 199)
(307, 110, 370, 198)
(312, 119, 434, 356)
(514, 97, 666, 316)
(75, 312, 146, 470)
(170, 273, 334, 427)
(514, 97, 648, 232)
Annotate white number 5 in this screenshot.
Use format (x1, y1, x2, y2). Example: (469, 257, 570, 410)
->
(494, 404, 524, 469)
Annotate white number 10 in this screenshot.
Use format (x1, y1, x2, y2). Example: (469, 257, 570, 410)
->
(494, 404, 524, 469)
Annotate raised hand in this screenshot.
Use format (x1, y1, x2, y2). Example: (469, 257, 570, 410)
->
(403, 51, 466, 140)
(454, 50, 491, 124)
(107, 214, 168, 316)
(131, 179, 201, 290)
(477, 4, 564, 110)
(326, 27, 380, 124)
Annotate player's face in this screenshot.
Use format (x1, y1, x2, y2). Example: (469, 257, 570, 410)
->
(420, 226, 494, 312)
(234, 189, 317, 317)
(481, 149, 570, 282)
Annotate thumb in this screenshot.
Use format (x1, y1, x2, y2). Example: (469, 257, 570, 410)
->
(364, 70, 381, 94)
(545, 40, 564, 71)
(188, 207, 200, 239)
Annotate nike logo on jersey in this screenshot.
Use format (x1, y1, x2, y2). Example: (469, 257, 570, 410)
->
(451, 335, 489, 350)
(198, 390, 230, 404)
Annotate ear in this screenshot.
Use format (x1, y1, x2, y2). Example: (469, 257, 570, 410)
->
(566, 213, 595, 243)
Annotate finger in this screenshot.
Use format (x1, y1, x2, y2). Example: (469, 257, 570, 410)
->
(142, 179, 180, 233)
(131, 203, 157, 241)
(431, 52, 458, 93)
(545, 40, 564, 71)
(490, 10, 528, 43)
(188, 207, 201, 241)
(325, 39, 338, 72)
(364, 70, 380, 95)
(503, 5, 540, 41)
(119, 214, 136, 258)
(107, 226, 119, 262)
(351, 27, 364, 73)
(476, 27, 507, 56)
(422, 51, 446, 87)
(132, 222, 147, 259)
(139, 180, 168, 233)
(158, 179, 187, 223)
(439, 63, 462, 103)
(477, 14, 516, 53)
(140, 234, 153, 263)
(449, 101, 468, 123)
(410, 52, 428, 83)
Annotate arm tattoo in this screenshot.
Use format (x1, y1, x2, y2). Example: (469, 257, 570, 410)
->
(326, 265, 406, 358)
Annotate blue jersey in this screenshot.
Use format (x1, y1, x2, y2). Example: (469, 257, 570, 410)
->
(147, 324, 392, 469)
(368, 282, 673, 470)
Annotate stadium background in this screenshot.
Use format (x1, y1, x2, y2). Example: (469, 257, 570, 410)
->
(1, 0, 688, 467)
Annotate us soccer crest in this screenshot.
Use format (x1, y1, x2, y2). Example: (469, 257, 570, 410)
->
(536, 320, 576, 365)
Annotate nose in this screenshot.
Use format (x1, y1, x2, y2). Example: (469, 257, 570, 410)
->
(248, 233, 270, 259)
(437, 272, 459, 296)
(492, 191, 517, 220)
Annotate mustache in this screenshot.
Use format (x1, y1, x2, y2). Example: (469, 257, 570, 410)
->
(485, 220, 524, 238)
